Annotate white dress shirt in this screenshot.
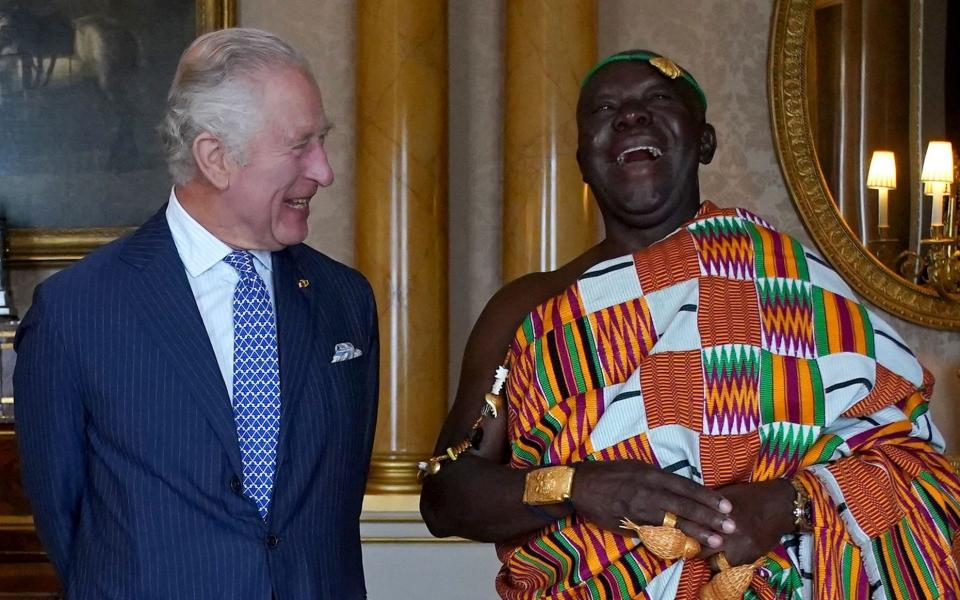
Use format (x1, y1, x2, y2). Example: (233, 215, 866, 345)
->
(165, 188, 276, 400)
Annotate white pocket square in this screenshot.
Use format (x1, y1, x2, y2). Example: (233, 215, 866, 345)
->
(331, 342, 363, 363)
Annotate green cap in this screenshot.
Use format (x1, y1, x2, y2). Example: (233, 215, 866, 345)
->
(581, 50, 707, 110)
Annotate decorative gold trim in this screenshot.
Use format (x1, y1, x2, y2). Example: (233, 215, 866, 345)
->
(0, 515, 34, 529)
(8, 228, 133, 267)
(769, 0, 960, 329)
(365, 453, 423, 495)
(8, 1, 236, 267)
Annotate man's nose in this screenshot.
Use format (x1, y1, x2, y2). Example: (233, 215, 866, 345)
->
(305, 142, 335, 187)
(613, 102, 652, 131)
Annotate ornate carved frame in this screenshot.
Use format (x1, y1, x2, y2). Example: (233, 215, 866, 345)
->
(7, 0, 237, 268)
(769, 0, 960, 329)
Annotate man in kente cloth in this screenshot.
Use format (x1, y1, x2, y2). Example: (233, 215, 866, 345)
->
(420, 50, 960, 599)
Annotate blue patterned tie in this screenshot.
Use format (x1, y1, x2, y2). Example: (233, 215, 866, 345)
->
(224, 250, 281, 520)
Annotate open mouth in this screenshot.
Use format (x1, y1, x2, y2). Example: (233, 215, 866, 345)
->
(284, 197, 311, 210)
(616, 145, 663, 166)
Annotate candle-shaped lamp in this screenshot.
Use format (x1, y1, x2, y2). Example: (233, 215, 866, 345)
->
(921, 141, 955, 235)
(866, 150, 896, 235)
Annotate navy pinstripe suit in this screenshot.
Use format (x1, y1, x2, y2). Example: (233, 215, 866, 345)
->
(14, 207, 379, 599)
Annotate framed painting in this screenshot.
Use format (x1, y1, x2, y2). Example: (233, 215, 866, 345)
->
(0, 0, 236, 265)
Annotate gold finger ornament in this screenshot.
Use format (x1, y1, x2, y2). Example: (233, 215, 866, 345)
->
(661, 511, 677, 528)
(619, 517, 700, 560)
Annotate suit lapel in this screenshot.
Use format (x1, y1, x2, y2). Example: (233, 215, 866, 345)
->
(272, 248, 334, 468)
(121, 209, 243, 475)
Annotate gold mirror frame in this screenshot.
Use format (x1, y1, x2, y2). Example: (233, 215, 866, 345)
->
(7, 0, 237, 268)
(769, 0, 960, 330)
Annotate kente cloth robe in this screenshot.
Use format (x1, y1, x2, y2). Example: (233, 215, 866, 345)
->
(495, 202, 960, 600)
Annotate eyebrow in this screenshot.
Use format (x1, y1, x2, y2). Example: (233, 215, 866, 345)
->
(289, 121, 334, 146)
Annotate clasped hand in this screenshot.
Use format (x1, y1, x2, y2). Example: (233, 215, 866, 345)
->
(570, 461, 795, 566)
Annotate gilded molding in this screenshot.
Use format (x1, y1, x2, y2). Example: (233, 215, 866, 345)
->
(8, 228, 133, 267)
(769, 0, 960, 330)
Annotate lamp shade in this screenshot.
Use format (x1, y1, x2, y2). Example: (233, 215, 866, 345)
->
(866, 151, 897, 189)
(920, 141, 955, 183)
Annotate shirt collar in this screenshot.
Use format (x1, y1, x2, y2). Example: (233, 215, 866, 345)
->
(166, 188, 274, 278)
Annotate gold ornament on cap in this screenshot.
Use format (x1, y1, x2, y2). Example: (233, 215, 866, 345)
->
(649, 56, 682, 79)
(619, 517, 700, 560)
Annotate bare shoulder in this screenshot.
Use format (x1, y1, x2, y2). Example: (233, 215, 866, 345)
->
(468, 268, 577, 360)
(460, 253, 600, 388)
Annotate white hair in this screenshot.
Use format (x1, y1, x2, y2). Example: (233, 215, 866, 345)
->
(160, 28, 313, 185)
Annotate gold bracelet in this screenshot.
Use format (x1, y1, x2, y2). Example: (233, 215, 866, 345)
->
(522, 465, 575, 506)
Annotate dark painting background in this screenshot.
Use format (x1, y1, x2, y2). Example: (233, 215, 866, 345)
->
(0, 0, 194, 228)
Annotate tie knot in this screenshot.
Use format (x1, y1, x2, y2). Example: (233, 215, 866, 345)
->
(223, 250, 256, 275)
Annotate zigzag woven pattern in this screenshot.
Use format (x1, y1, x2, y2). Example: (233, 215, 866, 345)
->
(495, 203, 960, 599)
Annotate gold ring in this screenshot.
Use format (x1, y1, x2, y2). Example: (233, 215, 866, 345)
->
(711, 551, 732, 572)
(661, 511, 677, 528)
(682, 536, 701, 559)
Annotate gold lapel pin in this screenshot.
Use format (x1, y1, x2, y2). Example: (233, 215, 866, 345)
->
(298, 279, 310, 289)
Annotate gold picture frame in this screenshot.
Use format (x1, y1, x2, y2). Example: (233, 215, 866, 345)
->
(4, 0, 237, 267)
(769, 0, 960, 330)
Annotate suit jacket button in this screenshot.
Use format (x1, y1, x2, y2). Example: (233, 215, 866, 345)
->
(266, 534, 280, 549)
(230, 476, 242, 493)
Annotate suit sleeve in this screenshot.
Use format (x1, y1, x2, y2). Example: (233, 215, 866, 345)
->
(13, 285, 86, 581)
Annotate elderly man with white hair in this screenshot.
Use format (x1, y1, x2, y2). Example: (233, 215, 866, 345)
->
(14, 28, 379, 600)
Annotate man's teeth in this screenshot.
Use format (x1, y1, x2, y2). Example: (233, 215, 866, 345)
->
(616, 146, 663, 165)
(287, 198, 309, 208)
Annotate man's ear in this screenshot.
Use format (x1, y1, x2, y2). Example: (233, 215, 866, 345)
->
(192, 132, 231, 190)
(699, 123, 717, 165)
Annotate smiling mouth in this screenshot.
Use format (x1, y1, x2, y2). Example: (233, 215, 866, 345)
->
(616, 145, 663, 166)
(285, 197, 311, 209)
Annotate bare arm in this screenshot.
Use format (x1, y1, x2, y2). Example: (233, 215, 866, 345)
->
(420, 274, 735, 545)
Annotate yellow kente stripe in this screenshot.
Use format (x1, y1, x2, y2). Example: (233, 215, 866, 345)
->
(798, 360, 814, 424)
(781, 232, 800, 279)
(824, 293, 842, 354)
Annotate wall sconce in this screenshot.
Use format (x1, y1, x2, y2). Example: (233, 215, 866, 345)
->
(920, 141, 955, 238)
(906, 141, 960, 301)
(866, 150, 896, 237)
